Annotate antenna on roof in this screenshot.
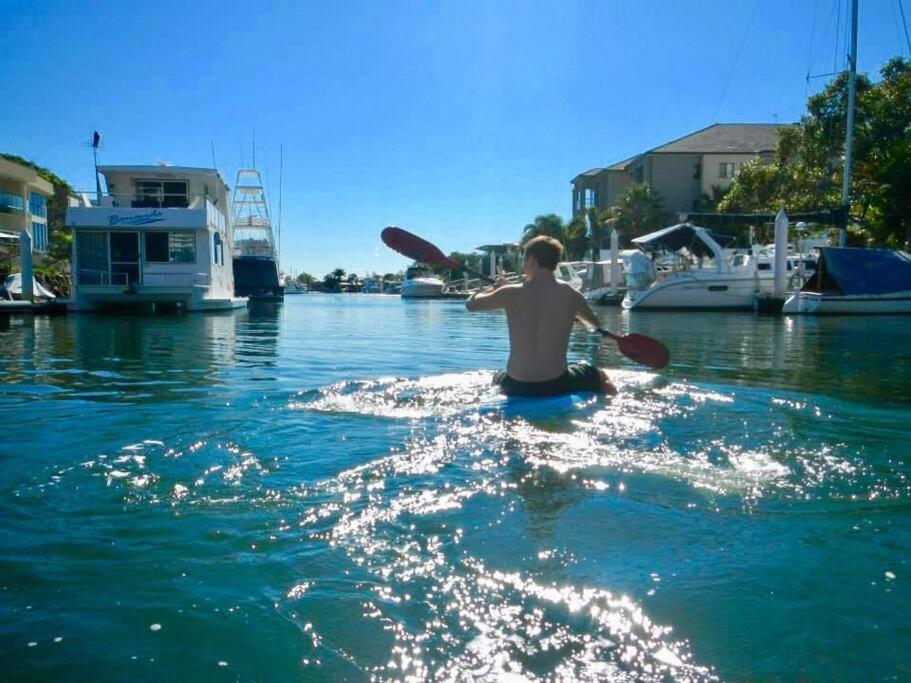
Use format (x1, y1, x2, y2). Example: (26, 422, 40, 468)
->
(211, 141, 217, 169)
(92, 130, 102, 202)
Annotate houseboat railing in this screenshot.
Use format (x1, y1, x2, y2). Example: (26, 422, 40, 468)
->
(75, 270, 210, 287)
(75, 269, 129, 286)
(69, 192, 215, 210)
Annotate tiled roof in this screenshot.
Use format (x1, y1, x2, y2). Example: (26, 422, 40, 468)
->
(647, 123, 784, 154)
(606, 156, 637, 171)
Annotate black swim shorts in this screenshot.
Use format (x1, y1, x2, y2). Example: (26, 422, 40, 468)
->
(493, 362, 603, 397)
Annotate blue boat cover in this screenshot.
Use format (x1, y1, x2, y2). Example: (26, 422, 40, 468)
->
(811, 248, 911, 295)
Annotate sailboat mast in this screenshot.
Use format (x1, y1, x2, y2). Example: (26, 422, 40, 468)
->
(278, 145, 283, 264)
(839, 0, 858, 248)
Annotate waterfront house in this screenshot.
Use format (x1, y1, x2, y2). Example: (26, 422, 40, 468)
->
(0, 157, 54, 300)
(571, 123, 781, 218)
(66, 165, 245, 311)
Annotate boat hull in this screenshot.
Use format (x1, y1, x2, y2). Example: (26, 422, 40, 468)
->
(623, 275, 769, 310)
(782, 291, 911, 314)
(233, 255, 284, 301)
(401, 278, 444, 298)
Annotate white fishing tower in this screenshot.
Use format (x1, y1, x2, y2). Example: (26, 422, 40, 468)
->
(231, 169, 277, 260)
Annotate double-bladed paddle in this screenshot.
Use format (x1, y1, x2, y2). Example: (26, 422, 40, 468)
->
(380, 226, 671, 370)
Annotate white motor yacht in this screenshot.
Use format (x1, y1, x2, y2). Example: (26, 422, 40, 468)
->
(400, 266, 445, 298)
(622, 223, 817, 310)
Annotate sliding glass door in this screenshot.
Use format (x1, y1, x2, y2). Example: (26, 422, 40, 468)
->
(110, 232, 140, 286)
(76, 232, 109, 285)
(76, 231, 141, 286)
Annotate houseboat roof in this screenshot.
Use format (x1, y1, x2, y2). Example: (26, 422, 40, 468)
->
(98, 165, 227, 183)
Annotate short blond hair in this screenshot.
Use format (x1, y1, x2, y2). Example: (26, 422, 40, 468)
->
(523, 235, 563, 270)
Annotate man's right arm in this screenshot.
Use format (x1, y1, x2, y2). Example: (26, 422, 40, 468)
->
(573, 292, 602, 330)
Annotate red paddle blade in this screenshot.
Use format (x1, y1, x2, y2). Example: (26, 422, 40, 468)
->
(615, 333, 670, 369)
(381, 226, 461, 270)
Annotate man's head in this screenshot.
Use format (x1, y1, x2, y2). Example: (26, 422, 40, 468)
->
(522, 236, 563, 271)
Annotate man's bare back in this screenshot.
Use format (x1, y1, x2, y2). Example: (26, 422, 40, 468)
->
(466, 249, 614, 394)
(467, 277, 582, 381)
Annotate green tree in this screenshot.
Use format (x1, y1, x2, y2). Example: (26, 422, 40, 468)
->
(564, 214, 589, 260)
(693, 185, 730, 213)
(322, 267, 346, 292)
(719, 57, 911, 247)
(607, 183, 665, 240)
(585, 207, 614, 259)
(522, 214, 566, 243)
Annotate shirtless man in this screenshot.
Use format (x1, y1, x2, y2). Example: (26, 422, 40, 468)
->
(466, 235, 616, 397)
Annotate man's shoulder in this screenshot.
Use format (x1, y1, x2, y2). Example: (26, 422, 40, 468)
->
(556, 280, 584, 298)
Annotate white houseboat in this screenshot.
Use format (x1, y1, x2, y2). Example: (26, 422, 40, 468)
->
(66, 165, 246, 312)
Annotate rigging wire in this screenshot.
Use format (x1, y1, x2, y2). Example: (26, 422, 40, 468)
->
(712, 0, 761, 121)
(834, 0, 842, 74)
(899, 0, 911, 58)
(807, 0, 820, 97)
(806, 0, 841, 87)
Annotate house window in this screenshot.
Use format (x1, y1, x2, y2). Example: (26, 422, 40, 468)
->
(693, 164, 701, 180)
(633, 166, 644, 183)
(31, 222, 48, 252)
(29, 193, 47, 217)
(583, 188, 597, 208)
(0, 192, 24, 214)
(133, 179, 189, 208)
(145, 231, 196, 263)
(719, 162, 735, 179)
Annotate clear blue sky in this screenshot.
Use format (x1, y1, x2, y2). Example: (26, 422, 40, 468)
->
(1, 0, 906, 277)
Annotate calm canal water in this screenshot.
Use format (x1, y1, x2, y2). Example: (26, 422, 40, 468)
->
(1, 296, 909, 681)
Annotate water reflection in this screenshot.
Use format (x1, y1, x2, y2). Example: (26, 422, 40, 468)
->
(589, 308, 911, 405)
(0, 309, 281, 403)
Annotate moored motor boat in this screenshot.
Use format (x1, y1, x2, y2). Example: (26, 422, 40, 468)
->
(622, 223, 818, 310)
(400, 266, 445, 298)
(782, 247, 911, 314)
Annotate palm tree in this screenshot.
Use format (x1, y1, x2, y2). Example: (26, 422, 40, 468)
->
(564, 215, 589, 261)
(522, 214, 566, 243)
(586, 207, 613, 260)
(608, 184, 665, 240)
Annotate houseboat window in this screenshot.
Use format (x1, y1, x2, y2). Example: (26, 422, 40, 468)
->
(169, 232, 195, 261)
(134, 180, 189, 208)
(213, 233, 222, 264)
(145, 232, 170, 262)
(29, 193, 47, 217)
(145, 231, 196, 263)
(757, 263, 771, 270)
